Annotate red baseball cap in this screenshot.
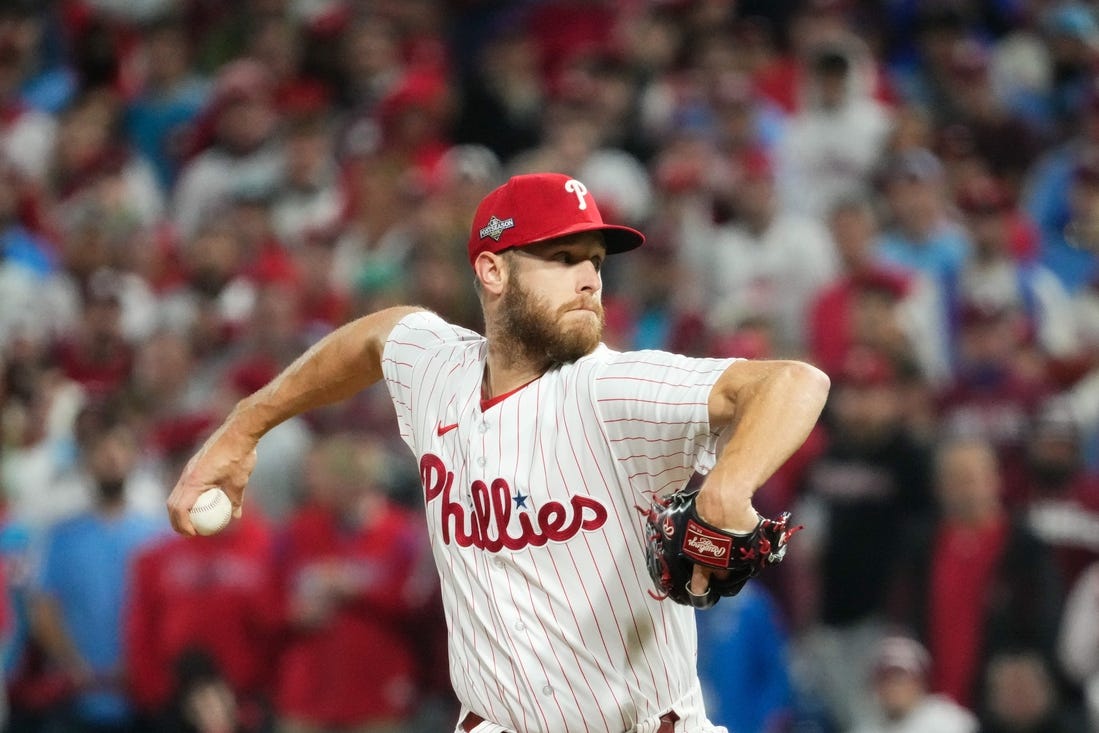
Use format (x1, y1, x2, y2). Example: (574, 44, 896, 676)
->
(467, 173, 645, 266)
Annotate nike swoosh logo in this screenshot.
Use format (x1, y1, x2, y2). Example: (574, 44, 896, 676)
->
(437, 422, 459, 436)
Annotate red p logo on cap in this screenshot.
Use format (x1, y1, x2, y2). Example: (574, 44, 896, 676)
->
(467, 173, 645, 266)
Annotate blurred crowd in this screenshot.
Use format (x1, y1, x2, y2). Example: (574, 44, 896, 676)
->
(1, 0, 1099, 732)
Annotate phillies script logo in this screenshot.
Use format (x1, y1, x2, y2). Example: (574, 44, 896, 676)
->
(420, 453, 608, 551)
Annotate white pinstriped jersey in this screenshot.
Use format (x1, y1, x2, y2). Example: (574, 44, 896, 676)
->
(382, 311, 735, 733)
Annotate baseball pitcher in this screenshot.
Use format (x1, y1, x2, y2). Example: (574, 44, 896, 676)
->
(167, 173, 830, 733)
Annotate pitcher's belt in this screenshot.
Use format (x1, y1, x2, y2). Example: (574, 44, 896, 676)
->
(459, 710, 680, 732)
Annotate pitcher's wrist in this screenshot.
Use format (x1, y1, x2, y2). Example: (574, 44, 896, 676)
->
(695, 485, 757, 533)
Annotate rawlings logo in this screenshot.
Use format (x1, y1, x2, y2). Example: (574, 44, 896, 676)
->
(686, 535, 728, 558)
(420, 453, 608, 551)
(479, 215, 515, 241)
(682, 521, 732, 566)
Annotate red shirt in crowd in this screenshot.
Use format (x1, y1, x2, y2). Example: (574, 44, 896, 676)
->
(53, 337, 133, 396)
(808, 268, 912, 376)
(274, 500, 435, 728)
(928, 516, 1009, 708)
(124, 513, 279, 719)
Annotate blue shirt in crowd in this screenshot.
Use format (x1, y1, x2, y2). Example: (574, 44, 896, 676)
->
(36, 509, 165, 725)
(696, 583, 794, 733)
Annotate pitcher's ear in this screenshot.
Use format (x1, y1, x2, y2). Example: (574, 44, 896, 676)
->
(474, 251, 508, 296)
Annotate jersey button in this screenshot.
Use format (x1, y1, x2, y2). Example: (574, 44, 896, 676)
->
(478, 422, 489, 434)
(476, 456, 486, 467)
(514, 621, 525, 631)
(493, 558, 505, 570)
(541, 684, 553, 696)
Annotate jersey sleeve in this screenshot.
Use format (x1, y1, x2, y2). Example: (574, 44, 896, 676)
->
(381, 310, 480, 454)
(593, 349, 736, 497)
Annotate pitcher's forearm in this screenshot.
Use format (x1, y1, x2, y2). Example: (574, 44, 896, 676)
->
(715, 361, 828, 487)
(699, 360, 829, 530)
(225, 306, 425, 440)
(168, 306, 425, 534)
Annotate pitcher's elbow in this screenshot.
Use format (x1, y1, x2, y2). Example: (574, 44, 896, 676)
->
(789, 360, 831, 406)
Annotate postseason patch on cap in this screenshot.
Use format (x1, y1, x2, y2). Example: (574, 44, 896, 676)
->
(479, 215, 515, 241)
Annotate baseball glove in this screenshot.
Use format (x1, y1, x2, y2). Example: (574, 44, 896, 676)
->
(641, 487, 802, 609)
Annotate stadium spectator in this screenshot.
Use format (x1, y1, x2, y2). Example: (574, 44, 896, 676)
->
(334, 14, 405, 117)
(767, 0, 893, 117)
(157, 648, 247, 733)
(605, 224, 703, 354)
(984, 9, 1055, 137)
(1024, 89, 1099, 294)
(130, 329, 212, 438)
(23, 413, 166, 732)
(242, 13, 309, 111)
(0, 341, 87, 532)
(1058, 561, 1099, 731)
(1058, 151, 1099, 289)
(452, 24, 544, 163)
(0, 161, 59, 351)
(270, 111, 347, 252)
(978, 648, 1086, 733)
(125, 508, 278, 731)
(679, 147, 838, 357)
(1019, 404, 1099, 590)
(42, 399, 165, 525)
(272, 434, 436, 733)
(850, 635, 978, 733)
(50, 269, 134, 398)
(1038, 2, 1099, 138)
(123, 14, 209, 192)
(955, 174, 1078, 359)
(886, 4, 980, 123)
(774, 41, 894, 221)
(172, 58, 283, 243)
(705, 68, 785, 166)
(695, 583, 794, 733)
(887, 436, 1063, 710)
(792, 347, 934, 728)
(933, 38, 1047, 188)
(0, 0, 58, 183)
(286, 232, 352, 340)
(48, 89, 164, 230)
(936, 300, 1057, 505)
(875, 147, 972, 370)
(372, 66, 452, 177)
(808, 194, 943, 381)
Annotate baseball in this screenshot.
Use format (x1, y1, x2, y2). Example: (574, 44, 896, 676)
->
(189, 488, 233, 536)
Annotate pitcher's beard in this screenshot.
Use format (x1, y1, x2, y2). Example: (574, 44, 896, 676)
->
(496, 275, 604, 369)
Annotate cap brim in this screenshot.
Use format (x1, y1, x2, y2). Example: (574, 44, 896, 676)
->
(518, 221, 645, 255)
(602, 224, 646, 254)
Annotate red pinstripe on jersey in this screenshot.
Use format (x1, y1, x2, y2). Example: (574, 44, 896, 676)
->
(381, 312, 735, 733)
